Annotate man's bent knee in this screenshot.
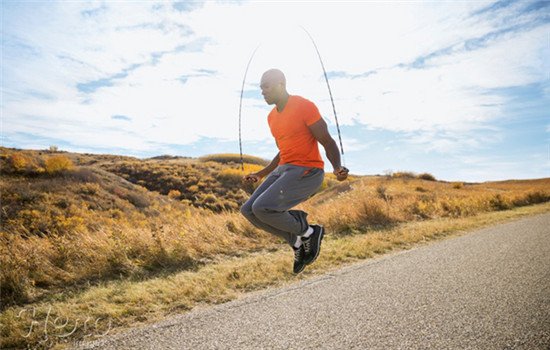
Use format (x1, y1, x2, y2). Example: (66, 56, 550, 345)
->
(251, 200, 272, 219)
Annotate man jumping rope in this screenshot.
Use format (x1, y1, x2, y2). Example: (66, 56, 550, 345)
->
(241, 68, 349, 274)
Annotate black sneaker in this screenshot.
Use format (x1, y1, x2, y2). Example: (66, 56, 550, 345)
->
(292, 244, 307, 274)
(302, 225, 324, 265)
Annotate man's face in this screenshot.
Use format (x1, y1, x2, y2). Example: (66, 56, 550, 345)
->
(260, 76, 282, 105)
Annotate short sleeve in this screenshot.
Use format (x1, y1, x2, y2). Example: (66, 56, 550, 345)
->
(304, 100, 322, 126)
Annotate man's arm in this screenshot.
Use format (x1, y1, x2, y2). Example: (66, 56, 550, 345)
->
(243, 152, 279, 183)
(308, 118, 349, 181)
(257, 152, 280, 178)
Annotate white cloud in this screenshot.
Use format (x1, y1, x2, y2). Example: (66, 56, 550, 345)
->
(430, 25, 550, 89)
(3, 0, 548, 166)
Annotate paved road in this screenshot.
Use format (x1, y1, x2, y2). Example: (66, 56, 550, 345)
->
(76, 213, 550, 350)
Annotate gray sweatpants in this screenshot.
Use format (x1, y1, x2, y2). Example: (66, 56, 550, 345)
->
(240, 164, 324, 247)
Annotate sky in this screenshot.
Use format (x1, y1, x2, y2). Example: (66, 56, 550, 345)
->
(2, 0, 549, 182)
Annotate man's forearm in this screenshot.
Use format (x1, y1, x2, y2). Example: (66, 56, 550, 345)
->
(257, 153, 280, 178)
(323, 139, 341, 171)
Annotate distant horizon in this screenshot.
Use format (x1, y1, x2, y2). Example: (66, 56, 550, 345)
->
(3, 1, 549, 183)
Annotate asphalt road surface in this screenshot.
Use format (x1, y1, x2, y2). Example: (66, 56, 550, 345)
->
(76, 213, 550, 350)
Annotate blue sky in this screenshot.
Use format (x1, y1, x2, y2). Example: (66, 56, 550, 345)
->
(2, 0, 549, 182)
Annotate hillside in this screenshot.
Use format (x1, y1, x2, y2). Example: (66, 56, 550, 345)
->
(0, 148, 277, 305)
(0, 147, 548, 301)
(0, 148, 267, 212)
(0, 147, 353, 306)
(98, 158, 255, 212)
(1, 147, 550, 349)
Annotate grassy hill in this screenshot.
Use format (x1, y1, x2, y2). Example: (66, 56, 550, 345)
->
(98, 157, 255, 212)
(1, 148, 266, 212)
(1, 146, 549, 349)
(0, 148, 282, 302)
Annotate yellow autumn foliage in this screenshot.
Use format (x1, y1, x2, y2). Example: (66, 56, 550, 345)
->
(45, 155, 73, 174)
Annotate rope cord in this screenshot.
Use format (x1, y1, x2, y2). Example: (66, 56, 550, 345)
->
(238, 45, 260, 171)
(300, 26, 345, 167)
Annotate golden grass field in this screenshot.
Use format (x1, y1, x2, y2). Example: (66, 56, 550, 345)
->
(1, 147, 549, 349)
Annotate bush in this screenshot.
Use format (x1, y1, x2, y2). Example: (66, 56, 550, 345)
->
(4, 152, 41, 174)
(376, 185, 390, 201)
(489, 194, 512, 211)
(418, 173, 436, 181)
(202, 193, 217, 204)
(168, 189, 182, 199)
(452, 182, 464, 189)
(45, 155, 73, 174)
(79, 183, 101, 195)
(69, 167, 98, 182)
(513, 191, 550, 206)
(125, 192, 151, 208)
(523, 191, 550, 204)
(9, 153, 29, 172)
(392, 171, 416, 179)
(409, 199, 440, 219)
(199, 153, 269, 166)
(359, 198, 397, 226)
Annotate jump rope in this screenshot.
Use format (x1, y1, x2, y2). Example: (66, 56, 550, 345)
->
(238, 27, 347, 176)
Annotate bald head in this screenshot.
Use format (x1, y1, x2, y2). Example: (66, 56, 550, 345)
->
(260, 69, 288, 107)
(261, 69, 286, 86)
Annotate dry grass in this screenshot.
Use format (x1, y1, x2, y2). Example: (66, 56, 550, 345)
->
(98, 159, 257, 212)
(302, 176, 550, 234)
(1, 147, 550, 349)
(2, 158, 548, 310)
(0, 190, 278, 306)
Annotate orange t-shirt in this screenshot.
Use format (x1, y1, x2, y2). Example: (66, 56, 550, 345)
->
(267, 95, 324, 169)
